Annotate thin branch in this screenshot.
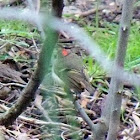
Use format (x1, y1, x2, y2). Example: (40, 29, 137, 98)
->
(74, 100, 95, 132)
(74, 100, 107, 139)
(0, 27, 57, 126)
(107, 0, 134, 139)
(75, 7, 103, 18)
(93, 0, 134, 139)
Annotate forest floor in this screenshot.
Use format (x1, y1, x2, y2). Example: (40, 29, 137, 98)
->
(0, 0, 140, 140)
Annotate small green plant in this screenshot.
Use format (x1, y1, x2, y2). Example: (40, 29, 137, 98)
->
(85, 22, 140, 70)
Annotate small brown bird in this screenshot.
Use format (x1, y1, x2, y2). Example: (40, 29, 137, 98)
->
(53, 47, 94, 95)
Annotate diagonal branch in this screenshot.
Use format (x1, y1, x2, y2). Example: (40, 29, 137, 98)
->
(74, 100, 95, 132)
(0, 27, 57, 126)
(0, 0, 64, 126)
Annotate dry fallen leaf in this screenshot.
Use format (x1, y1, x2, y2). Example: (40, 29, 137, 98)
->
(17, 133, 30, 140)
(0, 86, 11, 99)
(34, 94, 43, 108)
(121, 90, 132, 112)
(80, 97, 89, 108)
(0, 63, 25, 84)
(55, 95, 73, 107)
(132, 112, 140, 131)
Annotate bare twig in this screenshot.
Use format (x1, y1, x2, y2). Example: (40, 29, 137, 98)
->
(75, 7, 103, 18)
(32, 36, 39, 53)
(0, 38, 37, 54)
(74, 100, 95, 134)
(74, 99, 107, 139)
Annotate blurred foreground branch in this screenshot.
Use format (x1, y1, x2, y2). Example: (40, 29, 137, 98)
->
(0, 0, 64, 126)
(0, 27, 57, 126)
(0, 0, 21, 7)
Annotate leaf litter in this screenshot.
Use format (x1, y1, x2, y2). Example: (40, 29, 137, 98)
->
(0, 0, 139, 140)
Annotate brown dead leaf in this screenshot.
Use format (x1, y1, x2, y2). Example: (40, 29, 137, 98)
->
(121, 119, 137, 139)
(80, 97, 89, 108)
(0, 130, 5, 140)
(34, 94, 43, 108)
(3, 59, 20, 71)
(121, 90, 132, 112)
(17, 133, 30, 140)
(0, 86, 11, 99)
(0, 63, 25, 84)
(132, 112, 140, 131)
